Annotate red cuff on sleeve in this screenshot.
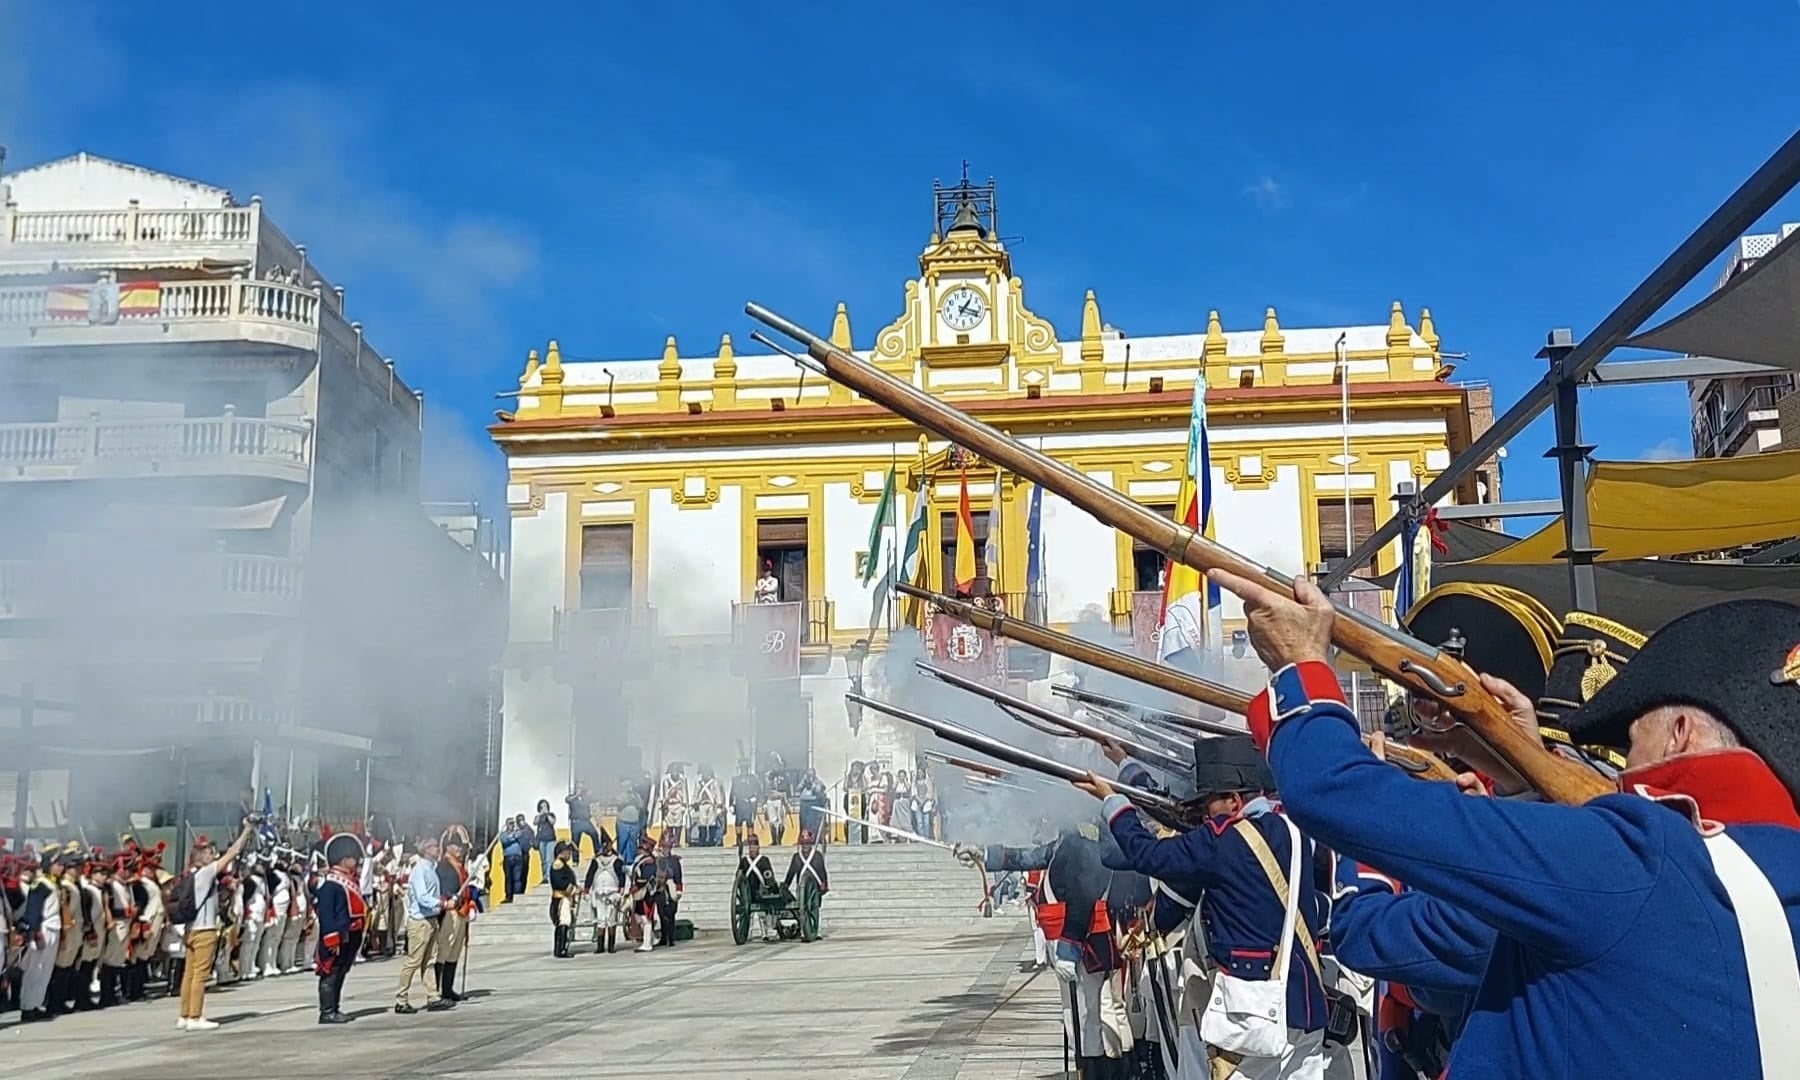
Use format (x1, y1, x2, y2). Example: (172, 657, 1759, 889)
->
(1247, 689, 1274, 753)
(322, 932, 340, 949)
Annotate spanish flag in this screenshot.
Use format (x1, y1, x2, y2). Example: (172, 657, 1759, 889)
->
(954, 467, 978, 594)
(1159, 375, 1222, 667)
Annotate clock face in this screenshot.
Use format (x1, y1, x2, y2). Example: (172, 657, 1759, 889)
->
(939, 286, 986, 331)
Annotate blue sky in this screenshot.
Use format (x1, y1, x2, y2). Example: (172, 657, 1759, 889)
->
(6, 1, 1800, 526)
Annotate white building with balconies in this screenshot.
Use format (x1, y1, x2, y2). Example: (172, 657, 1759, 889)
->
(0, 151, 496, 846)
(1689, 224, 1800, 459)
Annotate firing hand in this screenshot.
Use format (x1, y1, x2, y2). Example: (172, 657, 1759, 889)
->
(952, 844, 979, 867)
(1412, 673, 1536, 795)
(1073, 771, 1116, 801)
(1206, 569, 1334, 669)
(1097, 738, 1128, 766)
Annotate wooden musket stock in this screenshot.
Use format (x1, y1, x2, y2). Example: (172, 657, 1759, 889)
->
(751, 304, 1602, 806)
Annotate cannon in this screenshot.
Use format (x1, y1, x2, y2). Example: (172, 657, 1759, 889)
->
(730, 860, 822, 945)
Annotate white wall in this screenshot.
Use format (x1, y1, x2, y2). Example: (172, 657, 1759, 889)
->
(5, 154, 233, 210)
(646, 484, 741, 636)
(823, 480, 884, 634)
(1213, 465, 1305, 621)
(1041, 469, 1117, 623)
(499, 492, 571, 814)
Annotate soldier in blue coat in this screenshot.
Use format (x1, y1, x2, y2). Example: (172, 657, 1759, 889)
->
(1213, 566, 1800, 1080)
(1081, 733, 1331, 1078)
(312, 833, 367, 1025)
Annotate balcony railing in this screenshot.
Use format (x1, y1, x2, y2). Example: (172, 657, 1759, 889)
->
(0, 276, 320, 334)
(1699, 382, 1790, 458)
(0, 411, 311, 483)
(131, 696, 297, 730)
(0, 554, 303, 619)
(6, 206, 258, 246)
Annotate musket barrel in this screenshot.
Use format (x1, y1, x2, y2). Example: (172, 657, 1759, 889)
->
(1052, 684, 1248, 734)
(896, 582, 1248, 715)
(846, 691, 1183, 821)
(751, 303, 1607, 806)
(915, 661, 1192, 775)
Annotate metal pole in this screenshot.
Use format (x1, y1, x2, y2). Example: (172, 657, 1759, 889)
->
(173, 745, 190, 870)
(284, 750, 295, 820)
(1337, 334, 1353, 575)
(1544, 330, 1600, 611)
(12, 684, 33, 849)
(362, 754, 374, 825)
(1319, 126, 1800, 591)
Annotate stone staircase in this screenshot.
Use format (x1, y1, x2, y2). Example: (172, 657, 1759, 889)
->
(470, 843, 1022, 946)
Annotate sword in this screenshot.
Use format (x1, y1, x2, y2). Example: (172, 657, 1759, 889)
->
(813, 806, 952, 850)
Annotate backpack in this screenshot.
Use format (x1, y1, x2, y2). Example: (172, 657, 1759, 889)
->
(164, 869, 216, 925)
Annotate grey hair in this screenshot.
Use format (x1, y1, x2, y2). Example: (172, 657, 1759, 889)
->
(1641, 703, 1741, 749)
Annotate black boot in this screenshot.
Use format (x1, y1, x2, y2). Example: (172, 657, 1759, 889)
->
(318, 977, 350, 1024)
(552, 926, 567, 958)
(607, 928, 617, 954)
(441, 961, 462, 1002)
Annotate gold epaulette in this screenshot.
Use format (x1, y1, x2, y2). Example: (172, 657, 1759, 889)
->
(1539, 726, 1629, 770)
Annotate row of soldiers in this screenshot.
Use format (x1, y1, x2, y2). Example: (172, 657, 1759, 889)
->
(957, 581, 1800, 1078)
(547, 830, 685, 955)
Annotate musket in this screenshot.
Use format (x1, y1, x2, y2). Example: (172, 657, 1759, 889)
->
(846, 691, 1188, 827)
(900, 582, 1247, 718)
(918, 585, 1456, 782)
(915, 661, 1193, 776)
(1082, 701, 1196, 756)
(921, 749, 1010, 779)
(1052, 683, 1242, 735)
(748, 307, 1599, 805)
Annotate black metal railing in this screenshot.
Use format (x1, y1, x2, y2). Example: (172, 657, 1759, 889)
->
(1701, 382, 1790, 458)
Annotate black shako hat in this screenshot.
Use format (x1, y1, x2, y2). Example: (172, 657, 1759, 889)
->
(1192, 734, 1270, 797)
(1562, 599, 1800, 797)
(323, 833, 365, 866)
(1536, 611, 1646, 772)
(1402, 583, 1559, 703)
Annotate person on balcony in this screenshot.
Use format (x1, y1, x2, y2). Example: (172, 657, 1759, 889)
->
(754, 560, 781, 604)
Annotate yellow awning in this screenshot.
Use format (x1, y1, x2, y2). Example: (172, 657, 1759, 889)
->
(1470, 449, 1800, 564)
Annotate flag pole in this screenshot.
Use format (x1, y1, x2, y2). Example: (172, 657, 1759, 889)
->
(887, 441, 898, 635)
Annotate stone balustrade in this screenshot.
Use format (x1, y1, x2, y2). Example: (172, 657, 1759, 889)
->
(0, 412, 311, 482)
(5, 205, 258, 246)
(0, 553, 304, 618)
(0, 276, 320, 332)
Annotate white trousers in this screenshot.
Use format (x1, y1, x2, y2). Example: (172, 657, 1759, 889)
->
(298, 923, 319, 968)
(1220, 1028, 1328, 1080)
(21, 930, 59, 1011)
(259, 915, 287, 973)
(277, 916, 303, 970)
(1031, 924, 1049, 967)
(1059, 965, 1134, 1060)
(237, 924, 262, 979)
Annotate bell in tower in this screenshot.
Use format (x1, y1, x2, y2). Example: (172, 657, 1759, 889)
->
(933, 161, 998, 240)
(947, 197, 986, 238)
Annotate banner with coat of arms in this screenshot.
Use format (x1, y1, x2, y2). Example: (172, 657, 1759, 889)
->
(737, 601, 802, 681)
(1130, 590, 1165, 659)
(929, 612, 1002, 683)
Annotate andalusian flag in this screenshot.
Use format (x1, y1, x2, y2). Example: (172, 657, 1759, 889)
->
(861, 466, 896, 587)
(953, 467, 978, 594)
(899, 477, 932, 627)
(1159, 375, 1223, 667)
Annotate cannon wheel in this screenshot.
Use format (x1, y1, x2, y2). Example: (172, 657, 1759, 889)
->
(730, 871, 753, 946)
(799, 879, 822, 943)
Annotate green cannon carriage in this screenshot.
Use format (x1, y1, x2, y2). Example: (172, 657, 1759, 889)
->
(730, 862, 822, 945)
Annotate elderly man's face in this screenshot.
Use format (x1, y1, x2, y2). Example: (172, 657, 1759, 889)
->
(422, 841, 441, 860)
(1625, 707, 1712, 772)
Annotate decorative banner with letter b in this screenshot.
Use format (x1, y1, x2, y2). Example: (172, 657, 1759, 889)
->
(736, 601, 802, 681)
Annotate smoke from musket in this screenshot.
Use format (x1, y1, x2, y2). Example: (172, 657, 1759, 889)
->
(0, 343, 508, 848)
(873, 630, 1099, 848)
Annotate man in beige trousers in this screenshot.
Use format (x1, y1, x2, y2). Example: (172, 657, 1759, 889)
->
(393, 838, 454, 1014)
(176, 820, 255, 1031)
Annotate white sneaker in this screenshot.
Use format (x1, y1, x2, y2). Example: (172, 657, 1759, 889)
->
(176, 1018, 191, 1031)
(186, 1017, 220, 1031)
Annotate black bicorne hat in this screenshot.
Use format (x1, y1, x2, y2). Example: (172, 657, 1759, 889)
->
(1562, 599, 1800, 798)
(324, 833, 365, 866)
(1192, 734, 1268, 797)
(1402, 583, 1559, 704)
(1535, 611, 1645, 773)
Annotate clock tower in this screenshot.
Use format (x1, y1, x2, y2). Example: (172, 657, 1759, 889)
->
(870, 166, 1063, 387)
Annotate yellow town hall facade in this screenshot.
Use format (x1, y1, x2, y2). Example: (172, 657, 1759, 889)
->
(489, 175, 1477, 813)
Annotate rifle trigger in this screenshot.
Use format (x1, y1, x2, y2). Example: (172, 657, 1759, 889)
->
(1399, 658, 1467, 698)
